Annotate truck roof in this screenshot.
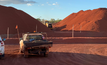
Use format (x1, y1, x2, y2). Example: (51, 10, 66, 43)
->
(24, 33, 42, 35)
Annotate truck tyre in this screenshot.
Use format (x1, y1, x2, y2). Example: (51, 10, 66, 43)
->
(24, 51, 28, 58)
(24, 54, 28, 58)
(24, 49, 28, 58)
(44, 53, 48, 57)
(0, 54, 5, 60)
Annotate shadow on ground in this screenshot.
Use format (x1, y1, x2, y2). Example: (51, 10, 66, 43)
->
(1, 52, 107, 65)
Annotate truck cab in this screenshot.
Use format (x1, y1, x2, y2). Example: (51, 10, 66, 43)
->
(45, 21, 53, 30)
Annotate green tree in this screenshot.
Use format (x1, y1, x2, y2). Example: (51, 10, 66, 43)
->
(50, 18, 55, 23)
(55, 19, 62, 23)
(49, 19, 61, 23)
(36, 18, 41, 22)
(36, 18, 61, 24)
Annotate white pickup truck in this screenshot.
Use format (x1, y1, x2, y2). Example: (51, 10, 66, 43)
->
(19, 32, 53, 58)
(0, 36, 5, 59)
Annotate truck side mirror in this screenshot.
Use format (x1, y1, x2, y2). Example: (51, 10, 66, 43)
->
(2, 38, 6, 41)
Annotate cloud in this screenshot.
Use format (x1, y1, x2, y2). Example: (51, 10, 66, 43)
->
(27, 3, 32, 6)
(41, 4, 44, 6)
(46, 2, 59, 6)
(46, 2, 51, 6)
(46, 2, 48, 4)
(0, 0, 36, 5)
(52, 2, 58, 5)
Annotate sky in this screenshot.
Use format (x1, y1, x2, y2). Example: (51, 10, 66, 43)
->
(0, 0, 107, 20)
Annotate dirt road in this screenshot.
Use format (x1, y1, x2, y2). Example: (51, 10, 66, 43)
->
(0, 42, 107, 65)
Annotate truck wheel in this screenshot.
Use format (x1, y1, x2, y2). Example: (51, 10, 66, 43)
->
(24, 54, 28, 58)
(24, 53, 28, 58)
(24, 50, 28, 58)
(44, 53, 48, 57)
(0, 54, 5, 60)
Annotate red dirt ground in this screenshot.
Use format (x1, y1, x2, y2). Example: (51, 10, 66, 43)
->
(1, 37, 107, 65)
(53, 8, 107, 32)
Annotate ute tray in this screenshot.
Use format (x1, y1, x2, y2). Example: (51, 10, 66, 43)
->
(24, 40, 53, 48)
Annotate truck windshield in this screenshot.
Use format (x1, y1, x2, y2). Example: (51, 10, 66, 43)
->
(48, 24, 52, 28)
(27, 35, 43, 40)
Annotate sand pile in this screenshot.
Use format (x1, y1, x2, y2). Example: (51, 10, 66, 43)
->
(54, 8, 107, 32)
(0, 5, 51, 34)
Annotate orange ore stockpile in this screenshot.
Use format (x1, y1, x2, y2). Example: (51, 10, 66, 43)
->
(54, 8, 107, 32)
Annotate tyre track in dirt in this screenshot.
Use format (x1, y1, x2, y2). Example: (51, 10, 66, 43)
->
(0, 42, 107, 65)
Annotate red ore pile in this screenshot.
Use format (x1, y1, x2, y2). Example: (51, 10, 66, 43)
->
(53, 8, 107, 32)
(0, 5, 51, 34)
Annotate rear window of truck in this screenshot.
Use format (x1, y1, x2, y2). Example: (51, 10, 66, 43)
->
(27, 35, 43, 40)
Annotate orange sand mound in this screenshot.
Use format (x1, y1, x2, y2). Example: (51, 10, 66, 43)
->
(53, 8, 107, 32)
